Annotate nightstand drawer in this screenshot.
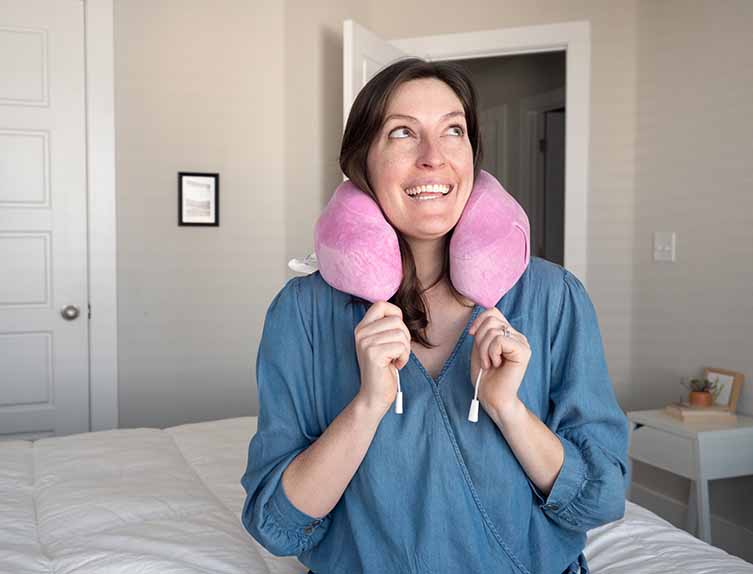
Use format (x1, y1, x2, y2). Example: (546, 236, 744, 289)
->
(629, 426, 696, 478)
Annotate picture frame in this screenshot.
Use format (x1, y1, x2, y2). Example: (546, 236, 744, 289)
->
(704, 367, 744, 412)
(178, 172, 219, 226)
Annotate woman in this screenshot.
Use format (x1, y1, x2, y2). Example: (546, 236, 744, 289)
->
(241, 58, 629, 574)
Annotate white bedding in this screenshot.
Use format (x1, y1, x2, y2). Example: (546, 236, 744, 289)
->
(0, 416, 750, 574)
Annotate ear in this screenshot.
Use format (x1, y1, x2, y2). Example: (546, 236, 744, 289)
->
(450, 170, 530, 308)
(314, 181, 402, 302)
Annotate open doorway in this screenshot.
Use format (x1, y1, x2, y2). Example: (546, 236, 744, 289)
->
(454, 52, 566, 266)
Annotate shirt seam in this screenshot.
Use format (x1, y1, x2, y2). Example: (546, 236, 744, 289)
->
(292, 277, 314, 349)
(553, 268, 568, 349)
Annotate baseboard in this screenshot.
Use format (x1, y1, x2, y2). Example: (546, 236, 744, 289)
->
(629, 481, 753, 564)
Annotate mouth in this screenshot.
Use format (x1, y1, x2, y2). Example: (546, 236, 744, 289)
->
(403, 183, 453, 201)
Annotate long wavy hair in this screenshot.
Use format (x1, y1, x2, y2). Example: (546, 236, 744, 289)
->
(339, 58, 483, 348)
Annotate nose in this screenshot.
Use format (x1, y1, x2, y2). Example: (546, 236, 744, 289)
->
(416, 136, 445, 169)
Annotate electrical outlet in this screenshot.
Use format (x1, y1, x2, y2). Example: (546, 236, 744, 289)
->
(653, 231, 676, 262)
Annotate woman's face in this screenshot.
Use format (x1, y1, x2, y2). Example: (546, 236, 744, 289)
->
(365, 78, 474, 244)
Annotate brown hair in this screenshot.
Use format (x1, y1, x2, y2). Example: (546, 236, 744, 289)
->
(339, 58, 483, 348)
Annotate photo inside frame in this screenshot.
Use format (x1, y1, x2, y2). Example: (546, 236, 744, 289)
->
(708, 372, 735, 406)
(183, 177, 215, 221)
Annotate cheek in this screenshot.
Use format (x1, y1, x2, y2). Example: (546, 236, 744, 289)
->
(444, 139, 474, 164)
(381, 146, 414, 168)
(370, 149, 410, 191)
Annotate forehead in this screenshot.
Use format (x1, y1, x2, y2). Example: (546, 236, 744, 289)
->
(384, 77, 464, 118)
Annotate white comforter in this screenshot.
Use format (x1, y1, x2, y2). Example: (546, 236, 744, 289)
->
(0, 417, 750, 574)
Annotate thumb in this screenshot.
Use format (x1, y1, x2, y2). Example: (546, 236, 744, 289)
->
(394, 353, 409, 370)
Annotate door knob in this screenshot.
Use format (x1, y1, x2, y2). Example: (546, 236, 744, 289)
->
(61, 305, 80, 321)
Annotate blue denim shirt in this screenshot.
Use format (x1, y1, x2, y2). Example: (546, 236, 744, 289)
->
(241, 257, 629, 574)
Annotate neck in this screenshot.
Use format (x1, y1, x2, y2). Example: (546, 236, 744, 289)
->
(406, 236, 446, 290)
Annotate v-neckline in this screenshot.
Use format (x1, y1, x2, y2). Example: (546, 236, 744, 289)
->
(410, 303, 483, 385)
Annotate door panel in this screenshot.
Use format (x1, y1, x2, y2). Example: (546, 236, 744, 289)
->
(343, 20, 408, 126)
(479, 104, 511, 189)
(544, 109, 565, 266)
(0, 0, 89, 439)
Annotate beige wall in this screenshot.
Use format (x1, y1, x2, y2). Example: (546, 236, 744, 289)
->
(114, 0, 753, 561)
(115, 0, 286, 428)
(283, 1, 369, 266)
(630, 0, 753, 556)
(632, 0, 753, 412)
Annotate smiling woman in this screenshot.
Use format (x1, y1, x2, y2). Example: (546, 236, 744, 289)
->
(240, 58, 629, 574)
(340, 60, 484, 352)
(367, 79, 473, 252)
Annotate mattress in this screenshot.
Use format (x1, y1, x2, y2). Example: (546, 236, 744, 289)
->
(0, 416, 750, 574)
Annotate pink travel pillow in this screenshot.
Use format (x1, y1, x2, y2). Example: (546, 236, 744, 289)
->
(314, 170, 529, 309)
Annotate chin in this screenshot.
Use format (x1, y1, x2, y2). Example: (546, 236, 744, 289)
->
(404, 224, 457, 242)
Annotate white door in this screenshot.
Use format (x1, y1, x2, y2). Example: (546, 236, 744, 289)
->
(343, 20, 409, 126)
(0, 0, 89, 439)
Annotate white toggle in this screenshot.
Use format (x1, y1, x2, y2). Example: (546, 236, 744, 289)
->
(395, 366, 403, 415)
(468, 399, 479, 423)
(468, 368, 484, 423)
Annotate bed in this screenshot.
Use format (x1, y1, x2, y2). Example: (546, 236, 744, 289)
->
(1, 416, 751, 574)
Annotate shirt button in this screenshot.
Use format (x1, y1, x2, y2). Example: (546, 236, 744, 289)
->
(547, 503, 560, 511)
(312, 519, 322, 526)
(303, 525, 314, 535)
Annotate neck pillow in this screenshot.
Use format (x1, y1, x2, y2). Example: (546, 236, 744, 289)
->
(313, 170, 530, 309)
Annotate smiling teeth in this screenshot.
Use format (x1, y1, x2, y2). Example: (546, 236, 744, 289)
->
(405, 184, 451, 196)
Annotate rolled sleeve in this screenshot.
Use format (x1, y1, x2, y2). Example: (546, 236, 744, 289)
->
(267, 471, 328, 533)
(529, 270, 629, 532)
(528, 436, 587, 515)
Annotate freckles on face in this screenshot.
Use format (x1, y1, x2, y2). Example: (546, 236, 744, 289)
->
(365, 78, 475, 241)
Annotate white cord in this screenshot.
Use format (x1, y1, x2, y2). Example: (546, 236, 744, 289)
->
(394, 366, 403, 414)
(468, 368, 484, 423)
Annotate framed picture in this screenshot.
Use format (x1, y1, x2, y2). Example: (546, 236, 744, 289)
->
(178, 172, 219, 226)
(704, 367, 744, 412)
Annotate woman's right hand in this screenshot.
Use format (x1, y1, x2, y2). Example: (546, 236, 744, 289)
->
(354, 301, 411, 416)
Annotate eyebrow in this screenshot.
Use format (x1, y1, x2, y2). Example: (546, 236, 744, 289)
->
(383, 111, 466, 123)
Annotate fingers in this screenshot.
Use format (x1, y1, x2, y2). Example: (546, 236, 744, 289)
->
(468, 308, 504, 336)
(363, 340, 411, 370)
(356, 314, 410, 342)
(360, 301, 403, 327)
(478, 328, 510, 369)
(470, 309, 522, 342)
(355, 301, 411, 370)
(469, 309, 528, 370)
(360, 329, 411, 361)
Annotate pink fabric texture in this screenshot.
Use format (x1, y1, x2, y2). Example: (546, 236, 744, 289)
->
(314, 170, 529, 307)
(449, 170, 530, 308)
(314, 183, 402, 303)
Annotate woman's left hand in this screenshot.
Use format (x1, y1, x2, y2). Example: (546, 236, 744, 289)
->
(468, 308, 532, 418)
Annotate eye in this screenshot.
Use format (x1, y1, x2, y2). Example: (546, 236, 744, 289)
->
(446, 124, 465, 136)
(388, 126, 412, 139)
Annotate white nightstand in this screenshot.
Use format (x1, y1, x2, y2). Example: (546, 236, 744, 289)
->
(627, 409, 753, 544)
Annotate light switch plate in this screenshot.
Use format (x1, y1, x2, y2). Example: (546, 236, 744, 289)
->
(653, 231, 676, 262)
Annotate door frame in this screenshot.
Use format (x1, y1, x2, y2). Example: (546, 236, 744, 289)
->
(85, 0, 118, 431)
(391, 20, 590, 285)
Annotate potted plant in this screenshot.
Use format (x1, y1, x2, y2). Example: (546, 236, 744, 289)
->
(681, 378, 720, 407)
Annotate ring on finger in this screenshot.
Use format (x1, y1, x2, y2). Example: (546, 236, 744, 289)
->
(501, 324, 512, 338)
